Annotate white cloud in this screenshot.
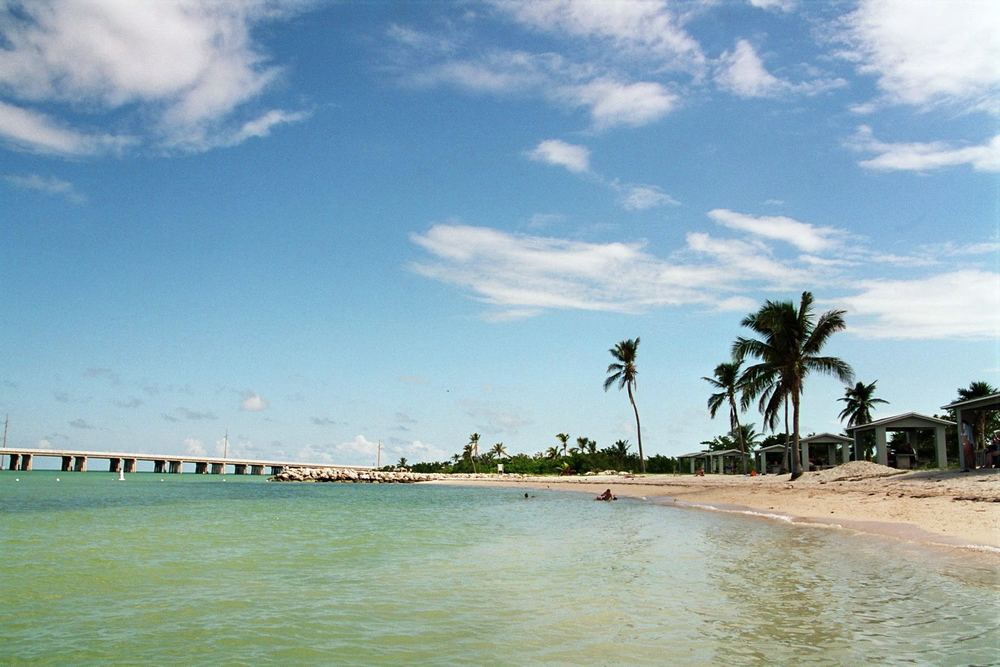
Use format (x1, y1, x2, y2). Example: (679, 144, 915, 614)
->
(184, 437, 206, 456)
(386, 439, 449, 464)
(0, 1, 307, 153)
(0, 101, 133, 156)
(841, 0, 1000, 112)
(37, 438, 53, 449)
(527, 139, 590, 173)
(748, 0, 795, 12)
(495, 0, 705, 71)
(715, 40, 845, 98)
(410, 223, 806, 319)
(240, 391, 269, 412)
(707, 208, 841, 252)
(847, 126, 1000, 172)
(563, 79, 677, 129)
(3, 172, 85, 203)
(838, 270, 1000, 340)
(715, 40, 784, 98)
(618, 184, 680, 211)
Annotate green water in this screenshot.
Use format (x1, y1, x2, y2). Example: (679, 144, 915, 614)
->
(1, 471, 997, 665)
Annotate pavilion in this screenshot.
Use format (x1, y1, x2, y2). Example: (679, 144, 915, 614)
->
(941, 392, 1000, 469)
(845, 412, 951, 469)
(678, 449, 748, 474)
(800, 433, 853, 469)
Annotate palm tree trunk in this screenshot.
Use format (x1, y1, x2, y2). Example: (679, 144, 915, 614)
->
(730, 400, 745, 474)
(790, 387, 802, 480)
(627, 382, 645, 473)
(781, 397, 790, 474)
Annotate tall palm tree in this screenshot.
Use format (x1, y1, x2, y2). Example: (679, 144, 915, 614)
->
(555, 433, 570, 457)
(704, 359, 749, 473)
(545, 446, 560, 460)
(838, 380, 888, 427)
(573, 436, 590, 455)
(956, 381, 998, 448)
(489, 442, 507, 459)
(468, 432, 480, 473)
(734, 292, 854, 480)
(604, 337, 645, 473)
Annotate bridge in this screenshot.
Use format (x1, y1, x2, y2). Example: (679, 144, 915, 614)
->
(0, 447, 370, 476)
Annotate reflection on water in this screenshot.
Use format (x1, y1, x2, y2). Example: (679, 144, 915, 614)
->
(1, 471, 997, 665)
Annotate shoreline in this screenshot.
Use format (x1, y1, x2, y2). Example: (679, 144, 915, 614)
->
(424, 465, 1000, 556)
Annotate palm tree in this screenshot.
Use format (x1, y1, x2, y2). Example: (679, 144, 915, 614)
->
(838, 380, 888, 427)
(604, 337, 645, 473)
(396, 457, 408, 469)
(467, 432, 480, 473)
(734, 292, 854, 480)
(704, 360, 749, 473)
(545, 446, 560, 460)
(956, 381, 998, 448)
(555, 433, 569, 457)
(489, 442, 507, 459)
(611, 439, 631, 469)
(573, 436, 590, 455)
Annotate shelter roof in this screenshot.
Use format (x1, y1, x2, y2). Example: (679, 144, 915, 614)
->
(941, 392, 1000, 413)
(845, 411, 954, 433)
(678, 451, 710, 458)
(800, 432, 852, 444)
(755, 444, 787, 453)
(710, 448, 745, 456)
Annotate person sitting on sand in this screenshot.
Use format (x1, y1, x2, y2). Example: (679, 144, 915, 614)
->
(595, 488, 616, 501)
(985, 433, 1000, 469)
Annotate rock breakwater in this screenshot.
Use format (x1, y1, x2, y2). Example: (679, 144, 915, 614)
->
(270, 468, 438, 483)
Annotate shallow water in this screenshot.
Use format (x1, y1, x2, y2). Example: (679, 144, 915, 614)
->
(1, 471, 997, 665)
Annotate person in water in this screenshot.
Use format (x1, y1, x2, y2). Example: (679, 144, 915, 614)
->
(595, 488, 616, 501)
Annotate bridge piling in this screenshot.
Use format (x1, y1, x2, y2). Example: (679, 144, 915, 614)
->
(234, 464, 247, 475)
(20, 454, 32, 471)
(74, 456, 87, 472)
(109, 458, 122, 473)
(61, 456, 72, 472)
(195, 462, 208, 474)
(154, 460, 165, 474)
(210, 462, 224, 474)
(124, 458, 137, 473)
(251, 465, 264, 475)
(169, 461, 183, 474)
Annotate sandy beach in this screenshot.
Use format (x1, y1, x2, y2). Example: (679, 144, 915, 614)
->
(427, 462, 1000, 554)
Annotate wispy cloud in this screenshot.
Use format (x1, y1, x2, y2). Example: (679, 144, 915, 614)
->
(847, 126, 1000, 172)
(0, 101, 132, 156)
(714, 39, 845, 98)
(69, 418, 96, 430)
(3, 172, 85, 203)
(410, 216, 996, 341)
(707, 208, 842, 252)
(836, 270, 1000, 340)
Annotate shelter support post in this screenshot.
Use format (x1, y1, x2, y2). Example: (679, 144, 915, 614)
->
(875, 427, 888, 466)
(935, 425, 947, 469)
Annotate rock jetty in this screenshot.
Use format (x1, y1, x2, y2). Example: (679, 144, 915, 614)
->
(270, 468, 438, 483)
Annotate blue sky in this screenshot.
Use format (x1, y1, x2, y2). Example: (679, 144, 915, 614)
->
(1, 0, 997, 467)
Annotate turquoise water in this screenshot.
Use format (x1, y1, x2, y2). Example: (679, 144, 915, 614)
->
(1, 471, 997, 665)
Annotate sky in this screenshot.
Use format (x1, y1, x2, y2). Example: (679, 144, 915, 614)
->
(1, 0, 998, 468)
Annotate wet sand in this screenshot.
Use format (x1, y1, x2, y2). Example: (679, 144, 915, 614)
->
(426, 463, 1000, 554)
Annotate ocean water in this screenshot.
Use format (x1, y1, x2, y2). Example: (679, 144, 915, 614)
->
(1, 471, 997, 666)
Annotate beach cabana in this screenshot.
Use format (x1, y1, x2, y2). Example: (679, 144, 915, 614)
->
(800, 433, 852, 469)
(678, 450, 711, 474)
(942, 392, 1000, 469)
(845, 412, 951, 469)
(708, 448, 748, 474)
(754, 444, 788, 474)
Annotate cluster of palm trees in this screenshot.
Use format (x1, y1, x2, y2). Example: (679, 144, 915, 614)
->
(454, 432, 508, 473)
(702, 291, 855, 479)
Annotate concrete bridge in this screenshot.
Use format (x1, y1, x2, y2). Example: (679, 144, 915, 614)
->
(0, 448, 370, 475)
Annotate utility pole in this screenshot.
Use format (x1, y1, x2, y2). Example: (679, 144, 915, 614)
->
(223, 429, 229, 460)
(376, 440, 381, 469)
(0, 414, 6, 469)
